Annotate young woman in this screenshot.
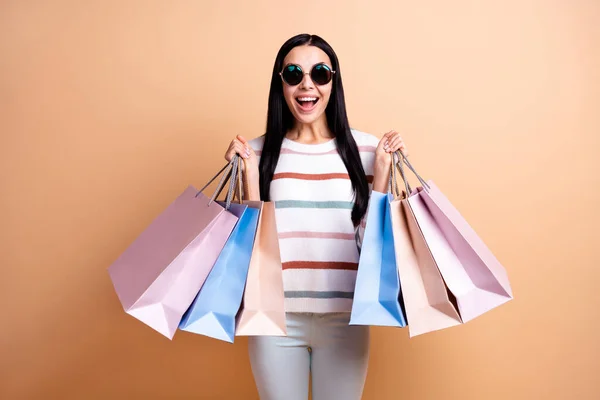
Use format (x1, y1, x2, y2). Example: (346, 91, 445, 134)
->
(224, 34, 407, 400)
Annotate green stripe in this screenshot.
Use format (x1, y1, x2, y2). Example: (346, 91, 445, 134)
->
(285, 291, 354, 299)
(275, 200, 354, 210)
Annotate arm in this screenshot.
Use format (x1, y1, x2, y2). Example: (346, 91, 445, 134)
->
(356, 130, 408, 251)
(243, 165, 261, 201)
(372, 130, 408, 193)
(224, 134, 261, 201)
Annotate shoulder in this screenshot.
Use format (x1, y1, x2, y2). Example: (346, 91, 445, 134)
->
(350, 128, 379, 174)
(247, 135, 265, 152)
(350, 128, 380, 150)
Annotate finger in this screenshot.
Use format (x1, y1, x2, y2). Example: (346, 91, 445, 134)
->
(382, 133, 392, 149)
(239, 142, 252, 156)
(226, 145, 244, 161)
(237, 135, 248, 145)
(235, 140, 251, 156)
(381, 131, 393, 144)
(384, 135, 400, 151)
(383, 130, 399, 147)
(388, 138, 404, 153)
(234, 143, 250, 159)
(385, 139, 402, 154)
(226, 142, 237, 156)
(388, 135, 402, 148)
(229, 140, 246, 153)
(383, 130, 396, 142)
(377, 137, 389, 152)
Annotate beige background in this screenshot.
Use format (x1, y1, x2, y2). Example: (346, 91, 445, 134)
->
(1, 1, 599, 399)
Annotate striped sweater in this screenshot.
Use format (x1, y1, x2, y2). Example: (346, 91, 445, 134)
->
(248, 129, 379, 313)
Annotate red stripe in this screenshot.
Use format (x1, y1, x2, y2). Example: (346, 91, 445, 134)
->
(273, 172, 349, 181)
(358, 145, 377, 153)
(272, 173, 373, 183)
(282, 261, 359, 271)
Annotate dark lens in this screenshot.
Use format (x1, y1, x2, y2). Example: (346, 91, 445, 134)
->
(282, 65, 303, 85)
(311, 64, 332, 85)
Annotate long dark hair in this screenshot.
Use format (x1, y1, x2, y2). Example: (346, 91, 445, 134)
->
(259, 33, 369, 226)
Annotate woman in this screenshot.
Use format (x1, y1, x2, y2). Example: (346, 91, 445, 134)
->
(224, 34, 407, 400)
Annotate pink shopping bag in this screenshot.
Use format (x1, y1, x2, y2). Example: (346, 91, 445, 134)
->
(108, 159, 241, 339)
(398, 151, 513, 323)
(389, 157, 462, 337)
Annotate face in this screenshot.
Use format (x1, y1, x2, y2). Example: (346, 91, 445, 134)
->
(280, 45, 334, 125)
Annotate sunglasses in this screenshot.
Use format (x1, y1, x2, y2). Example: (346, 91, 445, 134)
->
(279, 63, 336, 86)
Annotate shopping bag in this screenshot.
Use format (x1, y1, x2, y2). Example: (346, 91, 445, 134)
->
(389, 157, 462, 337)
(107, 158, 240, 339)
(349, 162, 407, 327)
(398, 151, 513, 323)
(235, 200, 287, 336)
(179, 159, 260, 342)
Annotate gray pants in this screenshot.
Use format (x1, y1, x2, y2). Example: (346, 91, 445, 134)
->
(248, 312, 370, 400)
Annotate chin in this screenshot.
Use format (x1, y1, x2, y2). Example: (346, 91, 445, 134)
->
(294, 114, 320, 124)
(292, 107, 326, 125)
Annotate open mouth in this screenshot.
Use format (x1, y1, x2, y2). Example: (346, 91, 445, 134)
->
(295, 97, 319, 112)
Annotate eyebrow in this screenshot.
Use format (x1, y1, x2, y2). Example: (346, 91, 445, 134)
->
(282, 62, 333, 68)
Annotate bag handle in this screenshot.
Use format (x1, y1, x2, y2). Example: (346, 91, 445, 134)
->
(196, 160, 232, 196)
(389, 153, 400, 197)
(213, 155, 245, 208)
(195, 156, 241, 210)
(219, 156, 239, 209)
(389, 152, 412, 199)
(236, 156, 244, 202)
(396, 150, 430, 191)
(396, 152, 413, 195)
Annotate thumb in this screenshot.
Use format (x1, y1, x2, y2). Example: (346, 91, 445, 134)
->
(237, 135, 248, 144)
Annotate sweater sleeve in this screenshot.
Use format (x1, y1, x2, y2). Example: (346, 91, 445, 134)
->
(351, 128, 381, 253)
(247, 135, 265, 161)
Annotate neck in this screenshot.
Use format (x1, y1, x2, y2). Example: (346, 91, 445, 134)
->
(287, 116, 333, 144)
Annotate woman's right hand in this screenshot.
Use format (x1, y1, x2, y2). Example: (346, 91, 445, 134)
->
(225, 135, 258, 170)
(224, 135, 260, 200)
(225, 135, 251, 161)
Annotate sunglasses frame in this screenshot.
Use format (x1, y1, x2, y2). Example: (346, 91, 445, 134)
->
(279, 63, 336, 86)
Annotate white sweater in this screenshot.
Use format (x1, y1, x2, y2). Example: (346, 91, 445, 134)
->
(249, 129, 379, 313)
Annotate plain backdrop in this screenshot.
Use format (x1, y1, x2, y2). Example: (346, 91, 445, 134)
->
(1, 1, 599, 399)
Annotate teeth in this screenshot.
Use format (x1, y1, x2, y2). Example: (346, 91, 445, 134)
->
(297, 97, 317, 102)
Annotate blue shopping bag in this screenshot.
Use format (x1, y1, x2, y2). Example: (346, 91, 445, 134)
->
(350, 191, 407, 327)
(179, 201, 260, 342)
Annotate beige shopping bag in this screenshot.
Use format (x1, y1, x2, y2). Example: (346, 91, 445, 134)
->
(389, 155, 462, 337)
(235, 199, 286, 336)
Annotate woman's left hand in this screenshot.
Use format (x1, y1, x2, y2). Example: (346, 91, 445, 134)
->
(372, 130, 408, 193)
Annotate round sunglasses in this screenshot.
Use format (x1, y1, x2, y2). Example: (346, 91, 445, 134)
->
(279, 63, 335, 86)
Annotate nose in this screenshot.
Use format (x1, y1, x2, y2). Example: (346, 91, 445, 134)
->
(300, 72, 315, 90)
